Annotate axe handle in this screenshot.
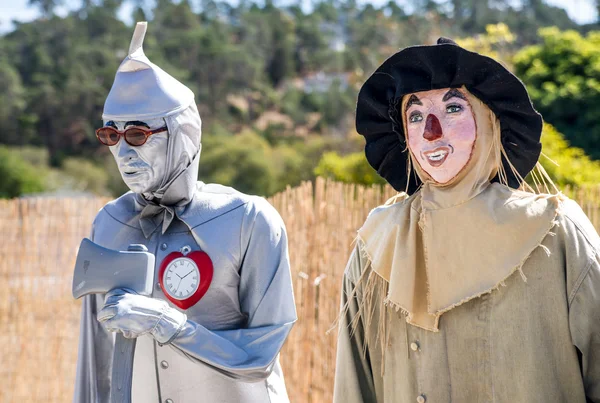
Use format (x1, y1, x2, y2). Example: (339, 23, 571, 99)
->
(110, 334, 136, 403)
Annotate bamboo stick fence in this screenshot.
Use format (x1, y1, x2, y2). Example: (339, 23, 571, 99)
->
(0, 179, 598, 402)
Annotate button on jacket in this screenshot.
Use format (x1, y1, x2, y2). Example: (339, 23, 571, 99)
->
(334, 200, 600, 403)
(73, 184, 297, 403)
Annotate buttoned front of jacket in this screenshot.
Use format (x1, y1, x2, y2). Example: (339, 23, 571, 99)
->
(74, 184, 296, 403)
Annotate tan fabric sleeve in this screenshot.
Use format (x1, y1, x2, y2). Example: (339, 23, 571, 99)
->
(563, 201, 600, 402)
(333, 246, 378, 403)
(569, 251, 600, 402)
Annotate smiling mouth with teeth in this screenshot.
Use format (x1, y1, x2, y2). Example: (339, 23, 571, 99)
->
(421, 146, 453, 167)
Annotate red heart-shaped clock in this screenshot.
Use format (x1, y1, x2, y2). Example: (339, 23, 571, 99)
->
(158, 250, 213, 310)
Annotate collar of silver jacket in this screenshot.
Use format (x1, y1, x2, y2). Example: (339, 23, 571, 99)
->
(136, 152, 200, 238)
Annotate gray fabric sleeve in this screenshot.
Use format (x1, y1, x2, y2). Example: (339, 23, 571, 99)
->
(333, 246, 378, 403)
(569, 250, 600, 403)
(168, 199, 297, 382)
(73, 222, 114, 403)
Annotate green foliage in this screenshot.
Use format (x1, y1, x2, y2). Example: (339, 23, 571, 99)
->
(319, 82, 355, 127)
(514, 27, 600, 159)
(199, 130, 336, 196)
(314, 151, 386, 186)
(0, 1, 598, 197)
(0, 62, 26, 144)
(60, 158, 111, 195)
(280, 89, 306, 124)
(456, 23, 517, 64)
(451, 0, 576, 43)
(0, 146, 46, 198)
(3, 14, 130, 165)
(275, 135, 337, 189)
(199, 131, 279, 196)
(0, 146, 120, 197)
(539, 123, 600, 187)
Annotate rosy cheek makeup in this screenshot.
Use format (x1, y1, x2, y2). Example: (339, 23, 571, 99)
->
(407, 108, 476, 184)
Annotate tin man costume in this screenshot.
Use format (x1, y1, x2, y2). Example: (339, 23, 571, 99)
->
(74, 22, 296, 403)
(333, 38, 600, 402)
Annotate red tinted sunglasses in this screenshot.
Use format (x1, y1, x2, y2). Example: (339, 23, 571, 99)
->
(96, 126, 168, 146)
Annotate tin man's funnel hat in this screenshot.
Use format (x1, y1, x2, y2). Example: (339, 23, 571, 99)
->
(103, 22, 195, 121)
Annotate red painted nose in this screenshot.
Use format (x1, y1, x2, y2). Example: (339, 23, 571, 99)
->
(423, 114, 443, 141)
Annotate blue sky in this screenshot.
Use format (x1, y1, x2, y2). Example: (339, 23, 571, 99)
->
(0, 0, 597, 34)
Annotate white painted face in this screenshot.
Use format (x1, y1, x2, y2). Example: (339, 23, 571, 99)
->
(103, 118, 169, 194)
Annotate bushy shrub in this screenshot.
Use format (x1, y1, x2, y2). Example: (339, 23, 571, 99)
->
(538, 123, 600, 187)
(61, 157, 111, 195)
(314, 151, 386, 186)
(199, 131, 280, 196)
(0, 146, 46, 198)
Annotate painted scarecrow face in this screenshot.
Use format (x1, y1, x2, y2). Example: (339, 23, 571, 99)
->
(404, 88, 477, 184)
(104, 118, 169, 194)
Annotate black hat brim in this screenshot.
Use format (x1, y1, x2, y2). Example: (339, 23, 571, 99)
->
(356, 42, 543, 193)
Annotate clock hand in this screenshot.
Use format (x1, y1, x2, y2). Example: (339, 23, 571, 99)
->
(172, 274, 183, 291)
(180, 269, 195, 279)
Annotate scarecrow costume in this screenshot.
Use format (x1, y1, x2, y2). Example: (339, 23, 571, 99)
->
(74, 22, 296, 403)
(333, 38, 600, 403)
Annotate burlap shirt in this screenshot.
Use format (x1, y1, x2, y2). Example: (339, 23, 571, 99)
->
(334, 199, 600, 403)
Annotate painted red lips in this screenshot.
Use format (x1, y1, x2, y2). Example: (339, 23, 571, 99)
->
(421, 145, 454, 167)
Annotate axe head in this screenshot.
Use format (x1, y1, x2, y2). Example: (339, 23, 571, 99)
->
(72, 238, 155, 299)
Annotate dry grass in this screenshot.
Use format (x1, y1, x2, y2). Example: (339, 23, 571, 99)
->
(0, 179, 598, 402)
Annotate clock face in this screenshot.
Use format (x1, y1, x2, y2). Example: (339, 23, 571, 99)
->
(162, 257, 200, 300)
(158, 250, 213, 309)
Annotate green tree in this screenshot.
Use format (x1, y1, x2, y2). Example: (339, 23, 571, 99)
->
(514, 27, 600, 159)
(0, 61, 27, 145)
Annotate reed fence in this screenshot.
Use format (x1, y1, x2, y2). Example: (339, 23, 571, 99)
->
(0, 179, 599, 403)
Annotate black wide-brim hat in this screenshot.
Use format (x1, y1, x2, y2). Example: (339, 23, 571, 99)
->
(356, 37, 543, 194)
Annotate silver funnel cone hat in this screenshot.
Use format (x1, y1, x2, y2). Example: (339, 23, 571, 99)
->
(103, 22, 195, 121)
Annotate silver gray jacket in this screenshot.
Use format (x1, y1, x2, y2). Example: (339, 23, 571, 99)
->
(73, 182, 297, 403)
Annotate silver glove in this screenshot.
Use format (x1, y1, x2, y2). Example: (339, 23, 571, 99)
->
(97, 288, 187, 344)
